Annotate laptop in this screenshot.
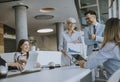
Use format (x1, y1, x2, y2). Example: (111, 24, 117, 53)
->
(21, 51, 41, 73)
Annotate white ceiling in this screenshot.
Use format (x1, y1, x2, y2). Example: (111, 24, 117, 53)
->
(0, 0, 80, 37)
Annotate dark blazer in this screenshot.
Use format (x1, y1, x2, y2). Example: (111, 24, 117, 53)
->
(0, 57, 6, 66)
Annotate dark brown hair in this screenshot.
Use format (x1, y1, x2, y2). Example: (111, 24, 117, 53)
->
(84, 10, 96, 16)
(16, 39, 29, 58)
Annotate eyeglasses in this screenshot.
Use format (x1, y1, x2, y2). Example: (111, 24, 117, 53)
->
(85, 15, 95, 20)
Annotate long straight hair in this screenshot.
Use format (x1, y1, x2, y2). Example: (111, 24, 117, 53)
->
(102, 18, 120, 48)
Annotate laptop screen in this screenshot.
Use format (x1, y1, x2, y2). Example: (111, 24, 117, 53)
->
(21, 51, 39, 72)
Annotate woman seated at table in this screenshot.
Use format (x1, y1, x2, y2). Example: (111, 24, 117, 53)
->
(13, 39, 40, 70)
(77, 18, 120, 78)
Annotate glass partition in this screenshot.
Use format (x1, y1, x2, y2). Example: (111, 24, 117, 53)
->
(80, 0, 97, 8)
(76, 0, 108, 27)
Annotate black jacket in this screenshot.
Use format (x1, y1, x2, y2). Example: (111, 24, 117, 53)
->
(0, 57, 6, 66)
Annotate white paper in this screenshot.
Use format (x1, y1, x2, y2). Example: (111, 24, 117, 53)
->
(67, 43, 82, 54)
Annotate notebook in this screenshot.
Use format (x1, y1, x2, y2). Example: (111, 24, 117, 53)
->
(21, 51, 41, 73)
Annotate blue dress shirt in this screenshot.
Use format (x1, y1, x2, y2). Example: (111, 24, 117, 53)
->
(84, 42, 120, 76)
(84, 22, 105, 55)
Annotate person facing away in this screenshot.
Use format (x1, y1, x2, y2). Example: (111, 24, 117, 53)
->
(14, 39, 40, 70)
(77, 18, 120, 78)
(59, 17, 83, 66)
(84, 10, 105, 56)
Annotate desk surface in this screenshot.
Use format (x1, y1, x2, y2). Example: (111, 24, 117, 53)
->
(0, 66, 91, 82)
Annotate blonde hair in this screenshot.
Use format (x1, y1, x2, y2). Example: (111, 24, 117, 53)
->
(102, 18, 120, 48)
(67, 17, 76, 23)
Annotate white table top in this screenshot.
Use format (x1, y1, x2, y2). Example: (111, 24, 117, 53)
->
(0, 66, 91, 82)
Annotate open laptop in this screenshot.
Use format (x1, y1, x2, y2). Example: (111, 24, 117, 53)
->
(21, 51, 41, 73)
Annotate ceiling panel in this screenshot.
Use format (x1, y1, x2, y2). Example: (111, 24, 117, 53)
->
(0, 0, 20, 3)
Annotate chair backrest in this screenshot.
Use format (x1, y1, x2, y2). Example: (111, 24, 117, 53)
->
(107, 68, 120, 82)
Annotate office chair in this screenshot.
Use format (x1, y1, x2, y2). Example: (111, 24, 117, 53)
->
(94, 68, 120, 82)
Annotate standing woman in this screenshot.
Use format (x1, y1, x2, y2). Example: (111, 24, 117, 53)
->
(78, 18, 120, 77)
(59, 17, 83, 66)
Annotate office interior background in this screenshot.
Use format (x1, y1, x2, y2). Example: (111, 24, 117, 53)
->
(0, 0, 119, 53)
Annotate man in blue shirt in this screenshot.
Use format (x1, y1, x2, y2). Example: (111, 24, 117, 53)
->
(84, 10, 105, 56)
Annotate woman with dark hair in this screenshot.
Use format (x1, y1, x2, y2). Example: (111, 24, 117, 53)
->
(14, 39, 40, 70)
(78, 18, 120, 77)
(14, 39, 30, 65)
(0, 39, 30, 71)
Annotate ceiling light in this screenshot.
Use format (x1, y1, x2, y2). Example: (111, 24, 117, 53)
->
(34, 15, 54, 20)
(37, 28, 53, 33)
(40, 7, 55, 12)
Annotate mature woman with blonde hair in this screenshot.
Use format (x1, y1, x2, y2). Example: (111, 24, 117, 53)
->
(59, 17, 83, 66)
(78, 18, 120, 77)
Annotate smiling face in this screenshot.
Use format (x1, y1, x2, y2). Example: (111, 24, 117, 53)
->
(67, 22, 76, 31)
(85, 13, 96, 25)
(20, 41, 30, 53)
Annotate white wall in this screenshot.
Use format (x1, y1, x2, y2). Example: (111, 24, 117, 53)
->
(35, 34, 57, 51)
(36, 51, 62, 66)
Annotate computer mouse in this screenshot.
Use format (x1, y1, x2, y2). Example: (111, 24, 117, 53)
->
(48, 62, 55, 69)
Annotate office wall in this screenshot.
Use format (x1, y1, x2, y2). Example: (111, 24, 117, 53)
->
(2, 24, 57, 52)
(0, 23, 4, 53)
(4, 25, 16, 53)
(4, 38, 16, 52)
(35, 34, 57, 51)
